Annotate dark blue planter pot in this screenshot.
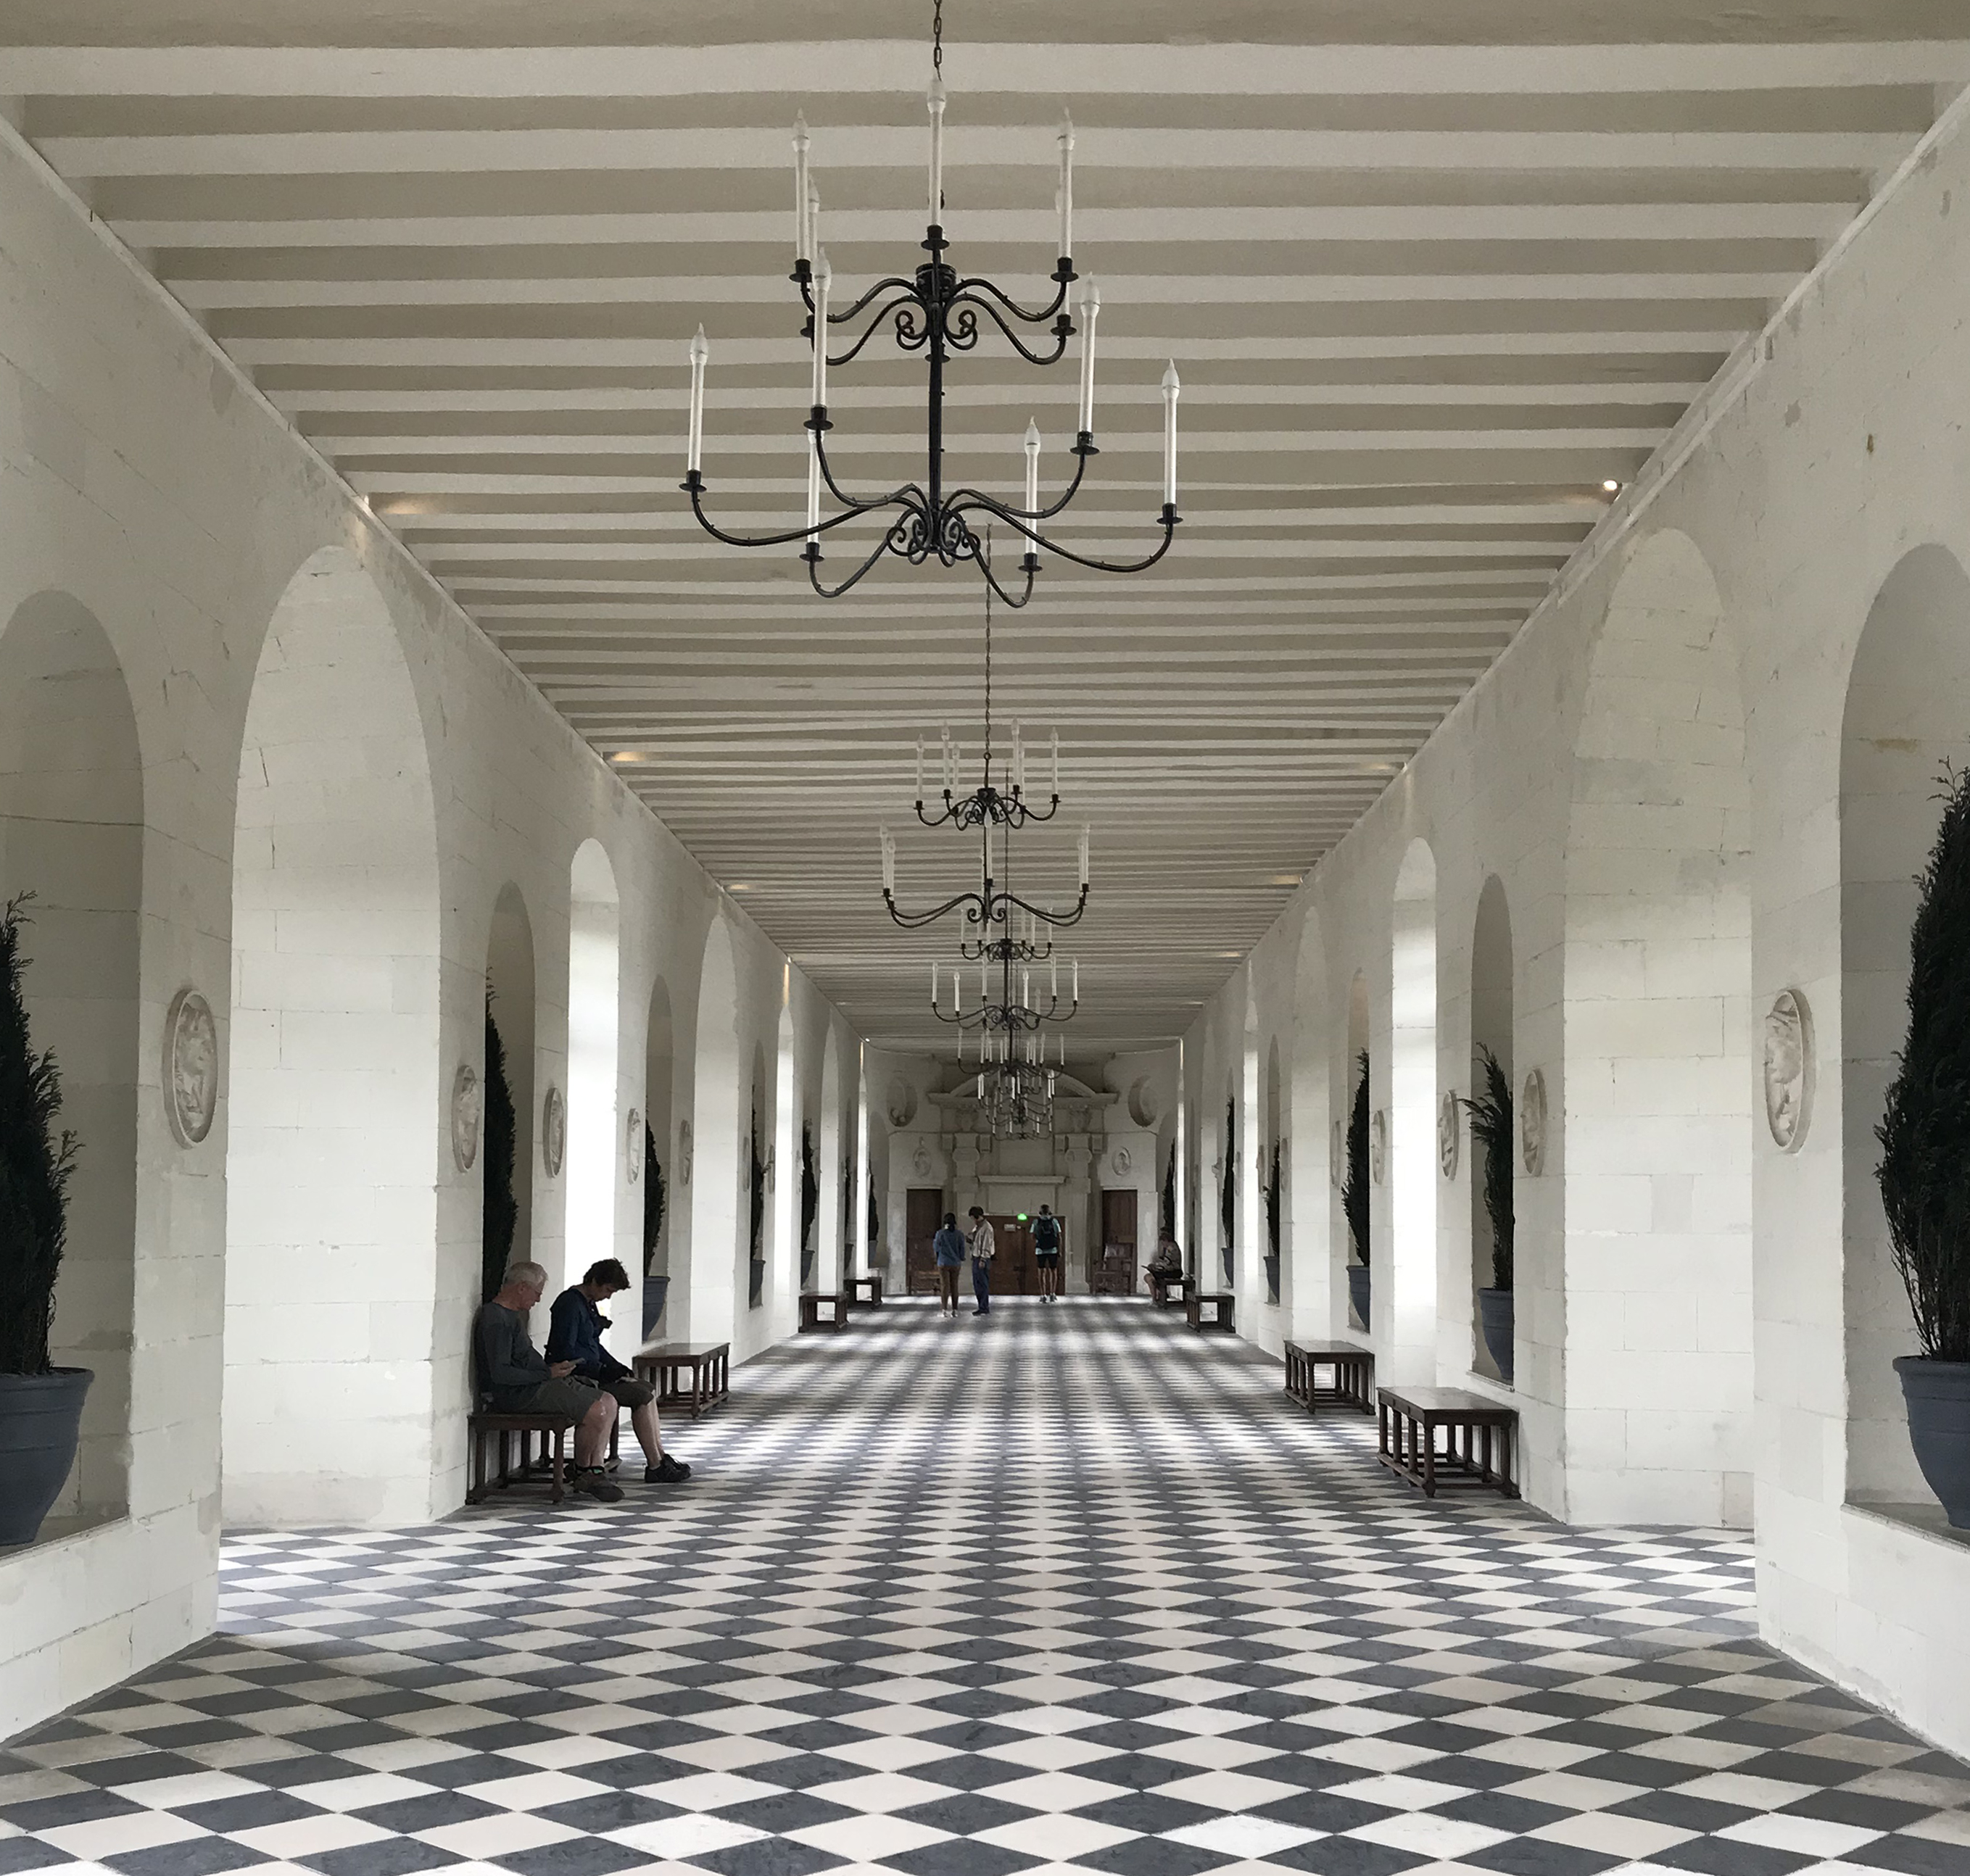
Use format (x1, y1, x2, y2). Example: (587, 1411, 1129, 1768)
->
(0, 1367, 92, 1547)
(1896, 1356, 1970, 1529)
(1346, 1263, 1370, 1330)
(1477, 1287, 1515, 1385)
(641, 1274, 671, 1339)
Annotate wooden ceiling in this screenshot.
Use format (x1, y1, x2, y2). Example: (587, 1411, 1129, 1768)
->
(4, 5, 1964, 1052)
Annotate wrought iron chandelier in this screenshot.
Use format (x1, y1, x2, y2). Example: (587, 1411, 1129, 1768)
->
(880, 538, 1083, 1138)
(679, 0, 1183, 605)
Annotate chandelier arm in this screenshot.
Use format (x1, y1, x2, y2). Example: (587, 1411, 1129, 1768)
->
(882, 885, 985, 930)
(824, 294, 929, 368)
(969, 544, 1038, 611)
(813, 273, 922, 325)
(944, 290, 1071, 367)
(684, 473, 899, 549)
(996, 883, 1090, 929)
(811, 426, 926, 518)
(808, 524, 911, 599)
(943, 444, 1090, 528)
(948, 497, 1183, 576)
(950, 271, 1072, 327)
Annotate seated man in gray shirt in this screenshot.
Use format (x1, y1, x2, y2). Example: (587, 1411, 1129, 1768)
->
(473, 1260, 622, 1501)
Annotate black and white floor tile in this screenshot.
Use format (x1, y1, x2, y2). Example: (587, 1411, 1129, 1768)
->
(5, 1298, 1969, 1876)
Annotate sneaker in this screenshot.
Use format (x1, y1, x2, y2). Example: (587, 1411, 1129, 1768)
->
(646, 1453, 691, 1483)
(571, 1469, 623, 1503)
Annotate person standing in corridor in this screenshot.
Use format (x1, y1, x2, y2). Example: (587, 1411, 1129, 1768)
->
(967, 1205, 996, 1316)
(932, 1211, 967, 1319)
(1032, 1203, 1063, 1303)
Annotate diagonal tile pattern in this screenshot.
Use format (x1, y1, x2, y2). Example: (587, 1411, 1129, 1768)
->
(4, 1298, 1968, 1876)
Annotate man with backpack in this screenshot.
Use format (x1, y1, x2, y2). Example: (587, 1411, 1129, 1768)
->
(1032, 1203, 1064, 1303)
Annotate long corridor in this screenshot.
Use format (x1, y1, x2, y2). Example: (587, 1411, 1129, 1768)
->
(4, 1302, 1966, 1876)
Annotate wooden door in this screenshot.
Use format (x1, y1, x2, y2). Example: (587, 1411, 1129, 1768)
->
(1098, 1190, 1138, 1295)
(906, 1189, 944, 1294)
(990, 1216, 1037, 1295)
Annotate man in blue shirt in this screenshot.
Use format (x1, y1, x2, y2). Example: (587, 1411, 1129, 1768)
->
(547, 1259, 690, 1484)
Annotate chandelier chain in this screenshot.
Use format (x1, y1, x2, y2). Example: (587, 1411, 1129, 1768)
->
(932, 0, 944, 77)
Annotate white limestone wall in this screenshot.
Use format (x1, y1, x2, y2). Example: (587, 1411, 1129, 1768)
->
(1191, 92, 1970, 1753)
(0, 124, 846, 1738)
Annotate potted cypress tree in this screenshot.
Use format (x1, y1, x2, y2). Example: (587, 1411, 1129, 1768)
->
(748, 1111, 766, 1307)
(1460, 1046, 1515, 1383)
(1262, 1142, 1282, 1303)
(641, 1123, 669, 1337)
(799, 1122, 819, 1287)
(0, 897, 87, 1548)
(481, 997, 518, 1302)
(1220, 1095, 1236, 1279)
(1876, 765, 1970, 1527)
(1344, 1052, 1370, 1329)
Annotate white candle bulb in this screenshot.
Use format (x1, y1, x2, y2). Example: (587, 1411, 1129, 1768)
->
(1051, 955, 1058, 998)
(1078, 824, 1090, 888)
(1012, 721, 1025, 793)
(980, 962, 988, 1003)
(812, 250, 832, 408)
(806, 436, 821, 541)
(1050, 729, 1059, 796)
(792, 115, 811, 262)
(940, 722, 952, 792)
(1076, 279, 1101, 437)
(686, 325, 708, 473)
(1057, 112, 1075, 259)
(1073, 958, 1080, 1003)
(915, 734, 924, 798)
(931, 960, 938, 1005)
(1023, 418, 1041, 517)
(927, 75, 946, 225)
(880, 826, 895, 892)
(1161, 359, 1181, 507)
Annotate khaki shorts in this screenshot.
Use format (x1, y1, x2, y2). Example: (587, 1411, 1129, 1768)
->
(513, 1375, 606, 1419)
(600, 1375, 654, 1410)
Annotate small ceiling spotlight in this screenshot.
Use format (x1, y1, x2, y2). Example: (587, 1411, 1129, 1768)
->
(1602, 478, 1621, 494)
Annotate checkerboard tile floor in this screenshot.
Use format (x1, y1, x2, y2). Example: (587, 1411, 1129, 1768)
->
(5, 1298, 1968, 1876)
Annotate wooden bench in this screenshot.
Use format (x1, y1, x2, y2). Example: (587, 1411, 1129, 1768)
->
(466, 1410, 619, 1505)
(633, 1340, 731, 1419)
(800, 1290, 849, 1332)
(1284, 1340, 1375, 1415)
(1376, 1385, 1518, 1500)
(1148, 1269, 1196, 1310)
(845, 1274, 883, 1309)
(1187, 1290, 1235, 1333)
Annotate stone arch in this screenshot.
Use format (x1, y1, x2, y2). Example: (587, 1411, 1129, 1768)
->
(816, 1025, 843, 1293)
(1391, 839, 1439, 1386)
(1469, 873, 1515, 1382)
(640, 972, 674, 1337)
(224, 545, 441, 1527)
(0, 592, 143, 1530)
(1288, 907, 1333, 1335)
(771, 997, 798, 1332)
(485, 881, 536, 1285)
(564, 840, 621, 1355)
(1839, 544, 1970, 1508)
(684, 916, 741, 1340)
(1564, 525, 1752, 1525)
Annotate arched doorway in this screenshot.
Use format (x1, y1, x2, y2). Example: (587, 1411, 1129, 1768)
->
(1391, 839, 1438, 1386)
(0, 593, 143, 1531)
(565, 840, 621, 1353)
(1839, 545, 1970, 1510)
(225, 547, 440, 1526)
(1565, 526, 1752, 1525)
(684, 917, 740, 1341)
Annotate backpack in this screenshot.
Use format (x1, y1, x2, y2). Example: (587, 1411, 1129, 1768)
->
(1034, 1214, 1061, 1251)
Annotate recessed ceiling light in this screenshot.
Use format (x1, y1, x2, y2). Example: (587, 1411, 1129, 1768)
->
(1602, 478, 1621, 494)
(729, 882, 754, 892)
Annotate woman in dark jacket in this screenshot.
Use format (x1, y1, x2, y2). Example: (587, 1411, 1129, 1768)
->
(932, 1213, 967, 1319)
